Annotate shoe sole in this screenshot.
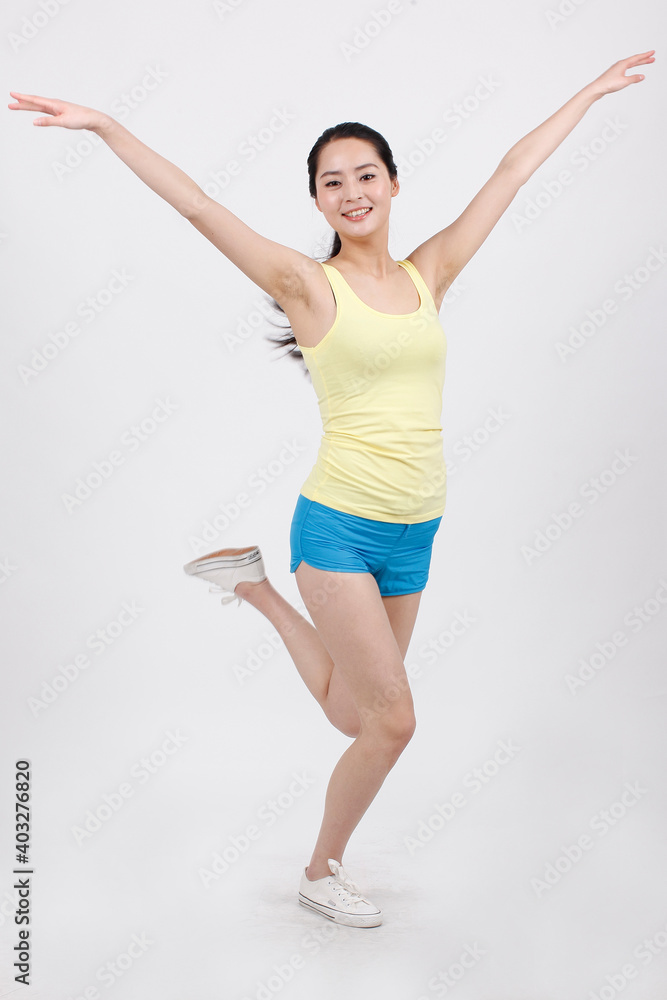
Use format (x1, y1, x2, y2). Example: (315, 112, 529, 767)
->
(298, 894, 382, 928)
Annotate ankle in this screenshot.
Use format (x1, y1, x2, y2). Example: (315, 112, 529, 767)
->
(306, 859, 339, 881)
(235, 577, 269, 599)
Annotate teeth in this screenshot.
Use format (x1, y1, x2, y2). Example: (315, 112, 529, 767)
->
(344, 208, 371, 217)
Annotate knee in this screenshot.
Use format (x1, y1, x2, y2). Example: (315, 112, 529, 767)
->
(363, 704, 416, 750)
(393, 709, 417, 747)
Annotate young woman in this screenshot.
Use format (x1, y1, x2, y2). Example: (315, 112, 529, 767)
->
(9, 49, 654, 928)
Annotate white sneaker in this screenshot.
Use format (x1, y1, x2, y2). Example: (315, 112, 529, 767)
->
(298, 859, 382, 927)
(183, 546, 267, 606)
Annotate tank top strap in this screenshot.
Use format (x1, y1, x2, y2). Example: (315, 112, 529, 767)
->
(397, 258, 436, 312)
(320, 258, 435, 314)
(319, 261, 358, 305)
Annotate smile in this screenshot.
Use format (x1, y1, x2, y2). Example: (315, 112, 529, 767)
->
(343, 207, 372, 219)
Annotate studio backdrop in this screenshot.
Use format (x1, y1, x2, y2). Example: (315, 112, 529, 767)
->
(1, 1, 666, 998)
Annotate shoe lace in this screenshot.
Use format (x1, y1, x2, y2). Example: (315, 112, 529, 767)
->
(328, 860, 365, 902)
(208, 585, 243, 607)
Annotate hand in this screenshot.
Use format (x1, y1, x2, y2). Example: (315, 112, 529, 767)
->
(8, 92, 107, 131)
(590, 50, 656, 97)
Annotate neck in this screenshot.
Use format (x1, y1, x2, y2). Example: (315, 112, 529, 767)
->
(334, 227, 397, 279)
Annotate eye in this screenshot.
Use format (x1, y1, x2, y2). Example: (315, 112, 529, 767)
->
(324, 173, 376, 188)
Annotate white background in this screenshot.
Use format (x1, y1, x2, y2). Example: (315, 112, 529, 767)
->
(1, 1, 666, 998)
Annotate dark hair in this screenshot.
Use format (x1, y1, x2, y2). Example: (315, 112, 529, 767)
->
(264, 122, 398, 378)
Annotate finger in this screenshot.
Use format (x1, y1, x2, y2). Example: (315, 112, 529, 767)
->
(9, 90, 47, 104)
(23, 102, 59, 115)
(9, 100, 53, 112)
(625, 50, 656, 67)
(8, 92, 58, 112)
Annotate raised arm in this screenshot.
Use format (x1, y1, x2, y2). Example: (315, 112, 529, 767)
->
(8, 92, 314, 303)
(408, 50, 656, 303)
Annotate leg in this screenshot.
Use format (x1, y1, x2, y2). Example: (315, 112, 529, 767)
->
(234, 574, 363, 736)
(294, 562, 418, 879)
(325, 588, 423, 737)
(380, 590, 423, 662)
(236, 575, 423, 738)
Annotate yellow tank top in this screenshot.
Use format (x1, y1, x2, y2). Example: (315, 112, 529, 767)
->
(298, 258, 447, 523)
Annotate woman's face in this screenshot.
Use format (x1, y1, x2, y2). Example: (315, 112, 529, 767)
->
(313, 137, 399, 237)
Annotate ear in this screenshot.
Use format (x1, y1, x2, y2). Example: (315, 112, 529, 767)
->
(314, 196, 323, 213)
(391, 176, 400, 198)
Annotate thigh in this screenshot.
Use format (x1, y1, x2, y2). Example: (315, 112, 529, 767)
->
(294, 561, 414, 730)
(381, 591, 423, 661)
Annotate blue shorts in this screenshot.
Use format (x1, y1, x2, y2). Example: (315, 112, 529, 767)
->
(289, 494, 442, 597)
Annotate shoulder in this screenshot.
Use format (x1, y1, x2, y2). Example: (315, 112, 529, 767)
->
(275, 259, 338, 350)
(402, 253, 444, 311)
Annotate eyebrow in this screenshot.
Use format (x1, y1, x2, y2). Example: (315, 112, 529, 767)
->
(319, 162, 379, 179)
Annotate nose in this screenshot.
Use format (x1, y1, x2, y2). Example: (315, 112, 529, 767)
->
(343, 179, 364, 203)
